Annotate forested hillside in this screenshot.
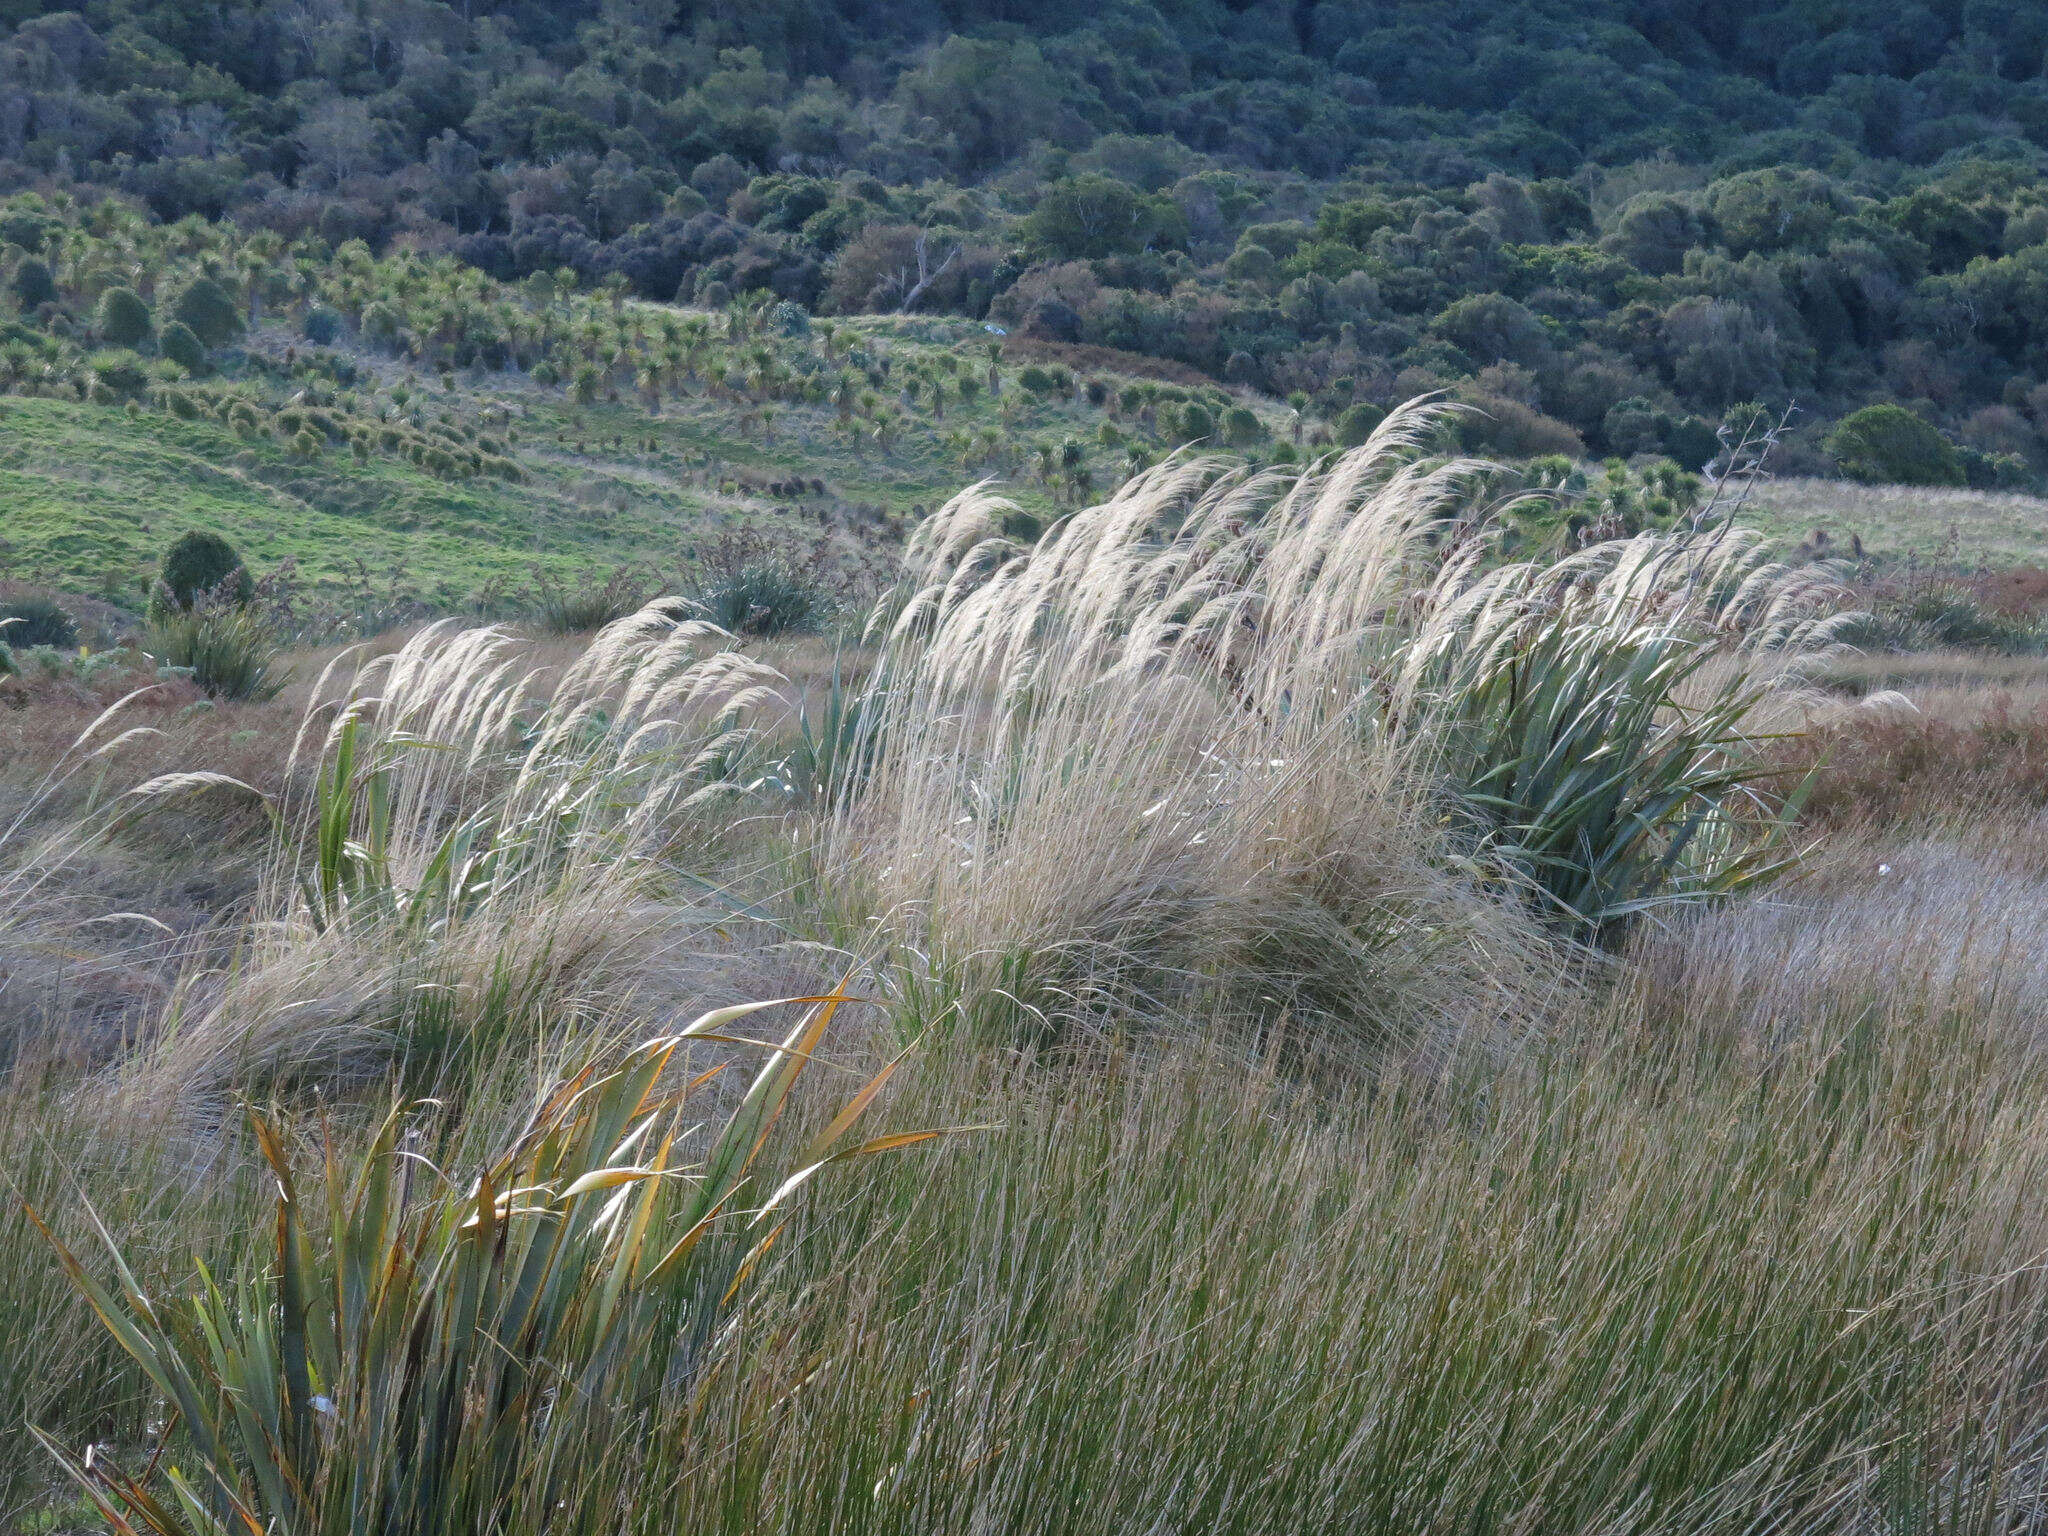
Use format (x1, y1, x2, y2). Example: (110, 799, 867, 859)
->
(4, 0, 2048, 484)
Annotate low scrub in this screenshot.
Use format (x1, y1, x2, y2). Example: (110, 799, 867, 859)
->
(1833, 580, 2048, 655)
(146, 603, 284, 700)
(687, 529, 830, 636)
(0, 595, 78, 649)
(526, 563, 648, 634)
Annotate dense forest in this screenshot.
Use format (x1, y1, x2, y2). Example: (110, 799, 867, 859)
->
(3, 0, 2048, 480)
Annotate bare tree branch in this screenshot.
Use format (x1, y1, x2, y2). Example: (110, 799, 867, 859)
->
(897, 230, 959, 314)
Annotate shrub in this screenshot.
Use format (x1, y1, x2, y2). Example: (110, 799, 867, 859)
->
(93, 285, 151, 346)
(1832, 582, 2047, 654)
(1223, 404, 1264, 446)
(687, 531, 827, 636)
(1334, 400, 1385, 447)
(1825, 404, 1965, 487)
(159, 319, 207, 373)
(302, 303, 343, 344)
(85, 347, 149, 396)
(169, 276, 243, 348)
(160, 529, 252, 610)
(1173, 401, 1215, 442)
(11, 257, 54, 309)
(527, 565, 647, 633)
(147, 602, 284, 700)
(0, 595, 78, 649)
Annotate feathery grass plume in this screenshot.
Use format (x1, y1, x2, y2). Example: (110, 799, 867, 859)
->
(135, 603, 787, 1106)
(825, 405, 1557, 1051)
(32, 989, 961, 1535)
(1395, 524, 1855, 933)
(825, 399, 1846, 1045)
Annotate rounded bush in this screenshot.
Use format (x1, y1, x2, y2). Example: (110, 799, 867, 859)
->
(96, 286, 152, 346)
(12, 257, 55, 310)
(303, 304, 344, 345)
(160, 320, 207, 373)
(1335, 401, 1386, 447)
(170, 277, 243, 348)
(1825, 404, 1965, 487)
(161, 530, 252, 610)
(1175, 402, 1215, 443)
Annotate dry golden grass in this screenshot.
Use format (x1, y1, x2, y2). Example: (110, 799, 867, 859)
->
(19, 412, 2048, 1532)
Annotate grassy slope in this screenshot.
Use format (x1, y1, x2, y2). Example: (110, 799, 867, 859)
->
(3, 310, 1254, 608)
(1745, 476, 2048, 566)
(0, 393, 694, 606)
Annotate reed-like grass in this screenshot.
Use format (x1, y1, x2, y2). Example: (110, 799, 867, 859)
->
(32, 988, 954, 1536)
(18, 951, 2048, 1533)
(817, 403, 1847, 1046)
(18, 400, 2038, 1536)
(131, 607, 786, 1109)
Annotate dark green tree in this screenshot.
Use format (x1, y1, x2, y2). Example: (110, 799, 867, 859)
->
(170, 277, 243, 348)
(95, 286, 151, 346)
(1825, 405, 1966, 486)
(159, 320, 207, 373)
(12, 257, 55, 310)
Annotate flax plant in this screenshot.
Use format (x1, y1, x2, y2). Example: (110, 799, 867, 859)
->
(33, 988, 952, 1536)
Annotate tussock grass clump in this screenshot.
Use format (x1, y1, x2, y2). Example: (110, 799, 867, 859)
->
(135, 605, 784, 1107)
(822, 401, 1847, 1047)
(146, 602, 285, 701)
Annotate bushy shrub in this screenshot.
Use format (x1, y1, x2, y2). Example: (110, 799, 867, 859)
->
(527, 566, 647, 633)
(160, 529, 252, 611)
(0, 595, 78, 649)
(687, 532, 827, 636)
(1825, 404, 1965, 487)
(302, 303, 343, 344)
(94, 285, 151, 346)
(1833, 582, 2047, 654)
(1334, 400, 1385, 446)
(85, 348, 149, 396)
(1223, 404, 1264, 446)
(1173, 401, 1215, 442)
(11, 257, 54, 309)
(159, 319, 207, 373)
(169, 276, 242, 348)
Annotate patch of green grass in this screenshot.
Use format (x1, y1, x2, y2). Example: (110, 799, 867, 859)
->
(1745, 475, 2048, 566)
